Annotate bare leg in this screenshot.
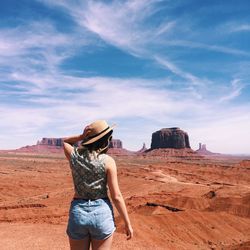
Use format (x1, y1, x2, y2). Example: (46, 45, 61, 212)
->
(91, 234, 113, 250)
(69, 236, 91, 250)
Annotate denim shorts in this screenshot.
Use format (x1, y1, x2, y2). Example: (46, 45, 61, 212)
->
(66, 198, 116, 240)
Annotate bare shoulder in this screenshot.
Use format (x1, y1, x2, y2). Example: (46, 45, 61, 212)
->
(104, 154, 116, 171)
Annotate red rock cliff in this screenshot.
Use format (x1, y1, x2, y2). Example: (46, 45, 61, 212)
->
(150, 127, 191, 149)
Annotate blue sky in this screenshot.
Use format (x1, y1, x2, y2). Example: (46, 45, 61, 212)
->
(0, 0, 250, 154)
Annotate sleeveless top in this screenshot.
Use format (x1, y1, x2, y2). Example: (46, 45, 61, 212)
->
(70, 147, 108, 199)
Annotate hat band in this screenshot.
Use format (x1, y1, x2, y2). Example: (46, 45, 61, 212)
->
(86, 126, 110, 141)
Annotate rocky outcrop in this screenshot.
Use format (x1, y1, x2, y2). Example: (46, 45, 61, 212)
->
(37, 138, 63, 147)
(37, 137, 122, 149)
(144, 148, 202, 159)
(150, 127, 190, 149)
(109, 139, 122, 149)
(138, 143, 147, 153)
(108, 139, 135, 155)
(196, 143, 217, 155)
(14, 137, 128, 154)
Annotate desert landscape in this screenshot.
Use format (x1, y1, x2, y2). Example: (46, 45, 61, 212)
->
(0, 128, 250, 250)
(2, 1, 250, 249)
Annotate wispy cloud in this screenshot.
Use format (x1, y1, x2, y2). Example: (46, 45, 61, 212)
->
(155, 20, 176, 36)
(0, 22, 70, 57)
(78, 0, 160, 56)
(39, 1, 176, 56)
(161, 40, 250, 57)
(219, 79, 245, 102)
(1, 66, 249, 152)
(154, 56, 202, 86)
(37, 0, 207, 92)
(0, 20, 91, 77)
(227, 23, 250, 33)
(37, 0, 250, 90)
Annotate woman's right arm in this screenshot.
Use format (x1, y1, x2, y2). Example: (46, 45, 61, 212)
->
(106, 157, 133, 240)
(63, 126, 90, 160)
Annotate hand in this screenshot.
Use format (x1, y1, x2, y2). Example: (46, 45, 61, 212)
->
(125, 224, 133, 240)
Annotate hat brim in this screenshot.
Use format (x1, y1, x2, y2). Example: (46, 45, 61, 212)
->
(81, 124, 116, 145)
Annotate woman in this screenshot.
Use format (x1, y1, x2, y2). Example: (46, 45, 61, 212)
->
(63, 120, 133, 250)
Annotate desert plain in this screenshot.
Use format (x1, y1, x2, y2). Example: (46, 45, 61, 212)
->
(0, 151, 250, 250)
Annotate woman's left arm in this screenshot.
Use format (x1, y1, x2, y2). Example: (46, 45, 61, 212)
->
(63, 126, 90, 160)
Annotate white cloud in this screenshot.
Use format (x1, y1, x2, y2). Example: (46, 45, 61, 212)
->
(38, 1, 176, 56)
(0, 21, 90, 77)
(154, 55, 202, 86)
(155, 20, 176, 36)
(79, 0, 158, 55)
(0, 69, 210, 148)
(161, 40, 250, 57)
(1, 69, 250, 154)
(0, 22, 71, 56)
(219, 79, 245, 102)
(228, 23, 250, 33)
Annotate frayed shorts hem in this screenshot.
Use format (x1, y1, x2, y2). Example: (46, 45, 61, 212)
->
(67, 227, 116, 241)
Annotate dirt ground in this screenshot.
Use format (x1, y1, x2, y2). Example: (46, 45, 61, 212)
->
(0, 152, 250, 250)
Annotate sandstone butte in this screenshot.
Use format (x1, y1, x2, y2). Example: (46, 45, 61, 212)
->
(0, 128, 250, 249)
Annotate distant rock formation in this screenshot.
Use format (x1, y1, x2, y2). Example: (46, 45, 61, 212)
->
(37, 138, 63, 147)
(15, 138, 64, 154)
(196, 143, 216, 155)
(109, 139, 122, 148)
(198, 143, 206, 151)
(108, 139, 135, 155)
(14, 137, 129, 155)
(38, 137, 123, 149)
(150, 127, 190, 149)
(137, 143, 147, 153)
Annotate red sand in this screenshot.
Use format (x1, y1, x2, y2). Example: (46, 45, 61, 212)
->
(0, 153, 250, 249)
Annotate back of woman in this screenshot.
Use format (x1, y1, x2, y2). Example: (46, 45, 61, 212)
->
(63, 120, 133, 250)
(70, 148, 108, 200)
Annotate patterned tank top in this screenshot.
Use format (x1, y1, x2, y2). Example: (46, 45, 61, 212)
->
(70, 147, 108, 199)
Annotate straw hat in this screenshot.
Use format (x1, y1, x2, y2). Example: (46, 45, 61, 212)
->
(81, 120, 115, 145)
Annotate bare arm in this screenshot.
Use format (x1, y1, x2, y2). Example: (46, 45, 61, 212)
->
(63, 126, 90, 160)
(106, 156, 133, 240)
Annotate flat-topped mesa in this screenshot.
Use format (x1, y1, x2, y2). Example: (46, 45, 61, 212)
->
(14, 137, 128, 154)
(37, 138, 63, 147)
(107, 139, 134, 156)
(37, 138, 123, 149)
(109, 139, 123, 149)
(150, 127, 191, 149)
